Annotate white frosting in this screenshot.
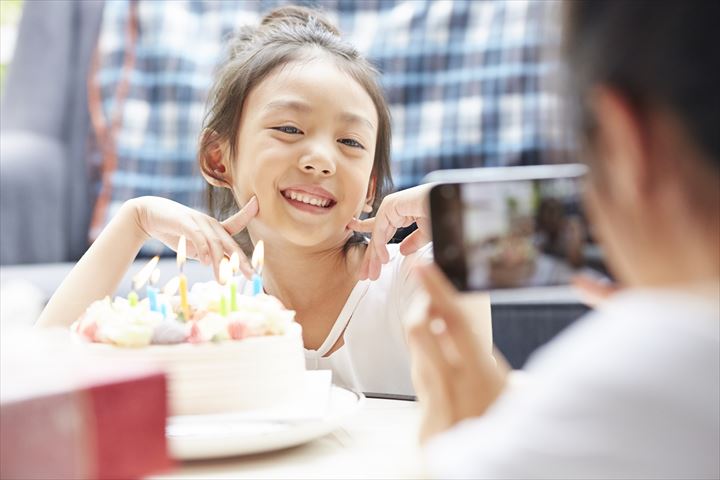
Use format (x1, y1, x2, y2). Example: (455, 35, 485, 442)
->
(86, 322, 305, 415)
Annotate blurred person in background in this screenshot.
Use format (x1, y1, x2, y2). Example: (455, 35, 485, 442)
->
(408, 0, 720, 477)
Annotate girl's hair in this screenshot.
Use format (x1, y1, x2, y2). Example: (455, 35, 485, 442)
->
(199, 5, 393, 253)
(563, 0, 720, 170)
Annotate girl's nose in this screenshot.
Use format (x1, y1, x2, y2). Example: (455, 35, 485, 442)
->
(298, 147, 336, 176)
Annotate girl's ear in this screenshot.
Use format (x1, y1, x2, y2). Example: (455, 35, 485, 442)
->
(363, 176, 376, 213)
(199, 130, 233, 188)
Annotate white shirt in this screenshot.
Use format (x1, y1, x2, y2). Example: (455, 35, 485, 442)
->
(304, 243, 434, 395)
(425, 289, 720, 479)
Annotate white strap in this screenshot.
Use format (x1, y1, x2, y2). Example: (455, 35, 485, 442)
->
(310, 280, 370, 358)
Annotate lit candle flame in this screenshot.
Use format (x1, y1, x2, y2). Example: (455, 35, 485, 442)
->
(218, 257, 231, 286)
(163, 276, 180, 296)
(229, 251, 240, 274)
(177, 235, 187, 269)
(251, 240, 264, 274)
(132, 256, 160, 290)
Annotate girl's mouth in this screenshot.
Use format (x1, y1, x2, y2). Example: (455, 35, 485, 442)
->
(280, 189, 337, 215)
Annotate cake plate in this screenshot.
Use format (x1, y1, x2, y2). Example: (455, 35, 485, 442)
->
(166, 383, 364, 460)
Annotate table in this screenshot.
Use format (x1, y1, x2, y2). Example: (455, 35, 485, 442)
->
(152, 398, 426, 479)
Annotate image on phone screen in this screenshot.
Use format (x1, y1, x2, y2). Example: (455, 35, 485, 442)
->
(428, 166, 602, 291)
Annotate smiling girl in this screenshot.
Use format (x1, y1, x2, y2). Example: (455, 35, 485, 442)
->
(38, 6, 436, 395)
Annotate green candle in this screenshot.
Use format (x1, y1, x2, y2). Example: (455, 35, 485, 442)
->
(219, 295, 228, 317)
(128, 291, 139, 307)
(230, 283, 238, 312)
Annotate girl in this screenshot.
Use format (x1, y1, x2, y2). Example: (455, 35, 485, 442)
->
(38, 6, 437, 395)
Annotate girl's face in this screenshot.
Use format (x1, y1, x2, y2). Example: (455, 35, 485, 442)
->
(231, 58, 378, 250)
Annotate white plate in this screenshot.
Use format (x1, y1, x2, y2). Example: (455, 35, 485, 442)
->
(166, 386, 364, 460)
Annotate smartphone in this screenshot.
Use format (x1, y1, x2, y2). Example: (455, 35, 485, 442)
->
(426, 164, 594, 291)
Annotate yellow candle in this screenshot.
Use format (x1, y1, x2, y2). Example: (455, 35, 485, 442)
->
(179, 274, 190, 321)
(177, 235, 190, 321)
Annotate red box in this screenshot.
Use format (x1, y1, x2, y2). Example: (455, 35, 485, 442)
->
(1, 330, 174, 479)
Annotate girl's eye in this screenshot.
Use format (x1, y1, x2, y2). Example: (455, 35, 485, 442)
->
(338, 138, 365, 149)
(272, 126, 303, 135)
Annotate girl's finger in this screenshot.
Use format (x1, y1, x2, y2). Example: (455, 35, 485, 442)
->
(221, 196, 259, 236)
(362, 246, 371, 280)
(368, 242, 382, 280)
(207, 219, 253, 279)
(398, 228, 430, 255)
(197, 220, 226, 281)
(348, 217, 375, 233)
(181, 220, 211, 264)
(208, 218, 243, 260)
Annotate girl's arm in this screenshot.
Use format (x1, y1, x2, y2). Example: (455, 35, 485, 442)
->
(36, 196, 259, 328)
(36, 199, 149, 327)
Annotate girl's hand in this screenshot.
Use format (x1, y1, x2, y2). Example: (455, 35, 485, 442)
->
(129, 196, 259, 280)
(349, 184, 434, 280)
(407, 263, 510, 444)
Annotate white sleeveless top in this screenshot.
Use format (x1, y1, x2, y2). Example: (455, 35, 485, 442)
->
(303, 243, 433, 395)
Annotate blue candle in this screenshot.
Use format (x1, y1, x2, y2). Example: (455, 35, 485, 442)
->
(251, 240, 265, 296)
(147, 286, 158, 312)
(147, 268, 161, 312)
(160, 303, 167, 318)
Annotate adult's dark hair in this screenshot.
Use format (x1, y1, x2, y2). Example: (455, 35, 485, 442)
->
(563, 0, 720, 169)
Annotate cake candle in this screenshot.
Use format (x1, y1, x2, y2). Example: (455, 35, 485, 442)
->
(229, 252, 240, 311)
(218, 257, 231, 317)
(251, 240, 264, 296)
(177, 235, 190, 321)
(132, 255, 159, 308)
(147, 268, 160, 312)
(162, 276, 180, 319)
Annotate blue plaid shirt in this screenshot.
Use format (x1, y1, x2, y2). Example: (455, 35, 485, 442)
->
(90, 0, 571, 238)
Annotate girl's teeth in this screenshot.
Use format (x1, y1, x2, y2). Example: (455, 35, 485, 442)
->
(284, 191, 331, 207)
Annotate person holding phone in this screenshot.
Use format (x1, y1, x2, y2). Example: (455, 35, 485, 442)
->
(407, 1, 720, 477)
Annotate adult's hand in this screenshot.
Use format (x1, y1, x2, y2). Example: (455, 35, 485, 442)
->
(349, 184, 433, 280)
(407, 263, 510, 443)
(571, 274, 621, 308)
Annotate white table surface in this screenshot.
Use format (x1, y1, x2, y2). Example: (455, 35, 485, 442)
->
(151, 398, 426, 479)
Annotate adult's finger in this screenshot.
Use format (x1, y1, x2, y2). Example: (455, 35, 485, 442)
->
(416, 263, 480, 360)
(572, 274, 619, 308)
(221, 196, 259, 236)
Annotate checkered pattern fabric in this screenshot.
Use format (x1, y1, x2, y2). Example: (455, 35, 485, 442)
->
(89, 0, 571, 240)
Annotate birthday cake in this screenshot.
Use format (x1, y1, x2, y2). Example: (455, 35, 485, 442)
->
(72, 277, 306, 416)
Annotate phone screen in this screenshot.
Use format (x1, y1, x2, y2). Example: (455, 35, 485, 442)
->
(430, 168, 597, 291)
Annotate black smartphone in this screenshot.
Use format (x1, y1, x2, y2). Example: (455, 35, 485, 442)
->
(427, 164, 595, 291)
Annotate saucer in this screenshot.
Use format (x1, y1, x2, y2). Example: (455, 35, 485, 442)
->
(166, 384, 364, 460)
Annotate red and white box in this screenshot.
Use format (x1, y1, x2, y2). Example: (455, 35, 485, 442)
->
(1, 328, 173, 479)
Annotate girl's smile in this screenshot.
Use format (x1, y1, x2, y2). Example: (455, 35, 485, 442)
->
(281, 185, 337, 214)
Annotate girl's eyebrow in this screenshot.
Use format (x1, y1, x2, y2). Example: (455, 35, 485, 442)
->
(339, 112, 376, 132)
(263, 99, 375, 131)
(263, 99, 312, 114)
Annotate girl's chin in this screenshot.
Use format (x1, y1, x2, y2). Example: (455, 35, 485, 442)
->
(255, 221, 354, 250)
